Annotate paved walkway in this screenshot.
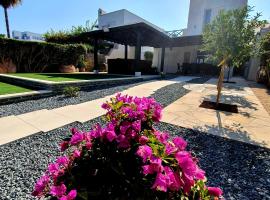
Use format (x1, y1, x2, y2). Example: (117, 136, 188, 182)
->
(0, 76, 196, 145)
(161, 77, 270, 148)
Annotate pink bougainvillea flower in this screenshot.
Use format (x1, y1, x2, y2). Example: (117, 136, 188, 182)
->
(73, 149, 81, 158)
(142, 165, 154, 175)
(101, 102, 110, 110)
(154, 131, 169, 144)
(165, 142, 178, 155)
(59, 189, 77, 200)
(56, 156, 69, 168)
(136, 145, 153, 162)
(70, 128, 79, 135)
(70, 132, 84, 146)
(139, 136, 149, 145)
(60, 141, 69, 152)
(208, 187, 223, 197)
(132, 120, 141, 132)
(32, 175, 50, 196)
(90, 124, 103, 139)
(104, 123, 117, 142)
(152, 173, 168, 192)
(172, 137, 187, 150)
(175, 151, 197, 180)
(195, 167, 205, 180)
(120, 121, 131, 134)
(149, 156, 164, 173)
(163, 167, 181, 191)
(50, 183, 67, 198)
(48, 163, 59, 175)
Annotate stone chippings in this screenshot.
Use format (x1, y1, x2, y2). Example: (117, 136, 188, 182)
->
(151, 77, 210, 107)
(155, 122, 270, 200)
(0, 117, 106, 200)
(0, 81, 152, 118)
(0, 76, 269, 199)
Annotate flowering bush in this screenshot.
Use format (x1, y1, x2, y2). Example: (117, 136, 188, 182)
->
(33, 94, 223, 200)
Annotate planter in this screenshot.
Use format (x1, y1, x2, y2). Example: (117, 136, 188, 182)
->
(79, 67, 86, 72)
(59, 65, 76, 73)
(0, 59, 16, 73)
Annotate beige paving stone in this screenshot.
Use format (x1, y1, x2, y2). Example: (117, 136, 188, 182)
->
(17, 109, 75, 132)
(162, 77, 270, 148)
(161, 111, 179, 124)
(0, 115, 40, 145)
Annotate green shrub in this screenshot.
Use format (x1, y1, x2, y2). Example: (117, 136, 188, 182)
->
(63, 86, 80, 97)
(144, 51, 153, 61)
(0, 38, 87, 72)
(0, 34, 5, 38)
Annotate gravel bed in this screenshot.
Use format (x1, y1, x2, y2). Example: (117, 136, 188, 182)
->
(0, 80, 154, 117)
(1, 75, 267, 199)
(151, 77, 209, 107)
(1, 117, 269, 200)
(155, 122, 270, 200)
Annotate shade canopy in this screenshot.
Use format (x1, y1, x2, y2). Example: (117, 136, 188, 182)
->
(79, 22, 171, 48)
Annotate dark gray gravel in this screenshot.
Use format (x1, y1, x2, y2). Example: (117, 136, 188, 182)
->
(1, 76, 268, 200)
(0, 81, 154, 118)
(151, 77, 209, 107)
(0, 117, 106, 200)
(155, 122, 270, 200)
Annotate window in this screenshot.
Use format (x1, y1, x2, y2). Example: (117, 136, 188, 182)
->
(184, 52, 191, 63)
(203, 9, 212, 26)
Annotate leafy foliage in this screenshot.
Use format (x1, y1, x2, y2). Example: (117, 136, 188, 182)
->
(201, 6, 265, 68)
(144, 51, 154, 61)
(63, 86, 80, 97)
(0, 38, 87, 72)
(258, 32, 270, 86)
(32, 94, 223, 200)
(0, 0, 21, 8)
(44, 20, 97, 43)
(0, 34, 6, 38)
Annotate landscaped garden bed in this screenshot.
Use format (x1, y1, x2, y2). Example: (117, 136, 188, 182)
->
(10, 73, 129, 82)
(0, 82, 31, 95)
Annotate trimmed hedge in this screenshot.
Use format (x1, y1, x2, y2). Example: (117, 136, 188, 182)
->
(0, 38, 87, 72)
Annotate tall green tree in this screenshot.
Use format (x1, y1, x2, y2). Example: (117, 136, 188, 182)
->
(201, 6, 265, 104)
(0, 0, 22, 38)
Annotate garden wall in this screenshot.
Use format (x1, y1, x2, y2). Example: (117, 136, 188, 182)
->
(0, 38, 87, 73)
(181, 63, 219, 76)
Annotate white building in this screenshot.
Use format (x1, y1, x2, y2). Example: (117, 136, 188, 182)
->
(183, 0, 247, 36)
(12, 31, 44, 41)
(153, 0, 248, 73)
(97, 9, 160, 60)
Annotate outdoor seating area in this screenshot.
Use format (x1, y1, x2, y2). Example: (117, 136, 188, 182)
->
(0, 0, 270, 200)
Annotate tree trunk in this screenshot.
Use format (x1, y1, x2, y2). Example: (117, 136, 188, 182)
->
(227, 66, 231, 82)
(216, 64, 226, 105)
(4, 8, 11, 38)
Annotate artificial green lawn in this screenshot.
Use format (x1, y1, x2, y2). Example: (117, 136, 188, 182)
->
(0, 82, 31, 95)
(10, 73, 125, 82)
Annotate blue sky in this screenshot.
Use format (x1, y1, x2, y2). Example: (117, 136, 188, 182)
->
(0, 0, 269, 35)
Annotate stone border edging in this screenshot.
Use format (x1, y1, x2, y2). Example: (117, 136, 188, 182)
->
(0, 90, 53, 105)
(0, 74, 160, 93)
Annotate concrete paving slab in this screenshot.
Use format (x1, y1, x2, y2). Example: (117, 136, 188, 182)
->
(0, 115, 40, 145)
(17, 109, 75, 132)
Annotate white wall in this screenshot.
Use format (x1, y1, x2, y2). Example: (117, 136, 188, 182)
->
(183, 0, 247, 36)
(153, 45, 201, 73)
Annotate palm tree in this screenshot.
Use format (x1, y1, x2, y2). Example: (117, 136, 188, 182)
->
(0, 0, 22, 38)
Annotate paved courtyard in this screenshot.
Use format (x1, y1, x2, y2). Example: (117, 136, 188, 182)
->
(162, 77, 270, 148)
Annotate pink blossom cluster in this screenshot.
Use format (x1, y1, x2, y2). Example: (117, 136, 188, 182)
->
(32, 155, 77, 199)
(33, 94, 222, 199)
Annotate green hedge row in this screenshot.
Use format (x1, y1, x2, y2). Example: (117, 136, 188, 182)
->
(0, 38, 87, 72)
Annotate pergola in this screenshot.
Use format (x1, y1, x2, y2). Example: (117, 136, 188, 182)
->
(78, 22, 203, 73)
(79, 22, 171, 72)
